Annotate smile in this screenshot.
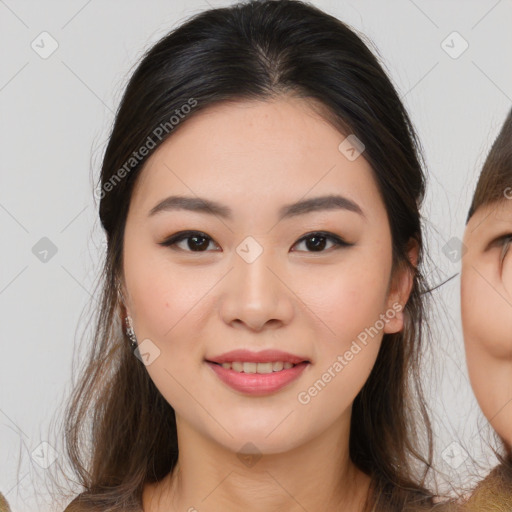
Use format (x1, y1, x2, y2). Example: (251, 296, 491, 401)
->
(213, 361, 297, 373)
(205, 361, 310, 395)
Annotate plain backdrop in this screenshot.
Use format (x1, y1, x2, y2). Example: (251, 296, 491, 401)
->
(1, 1, 511, 510)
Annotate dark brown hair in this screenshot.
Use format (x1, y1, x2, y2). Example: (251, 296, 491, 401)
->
(54, 1, 442, 510)
(466, 108, 512, 222)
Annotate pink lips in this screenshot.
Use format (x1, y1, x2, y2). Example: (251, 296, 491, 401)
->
(206, 349, 310, 365)
(205, 349, 311, 396)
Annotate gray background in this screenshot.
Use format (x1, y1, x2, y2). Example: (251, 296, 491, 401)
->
(1, 0, 511, 510)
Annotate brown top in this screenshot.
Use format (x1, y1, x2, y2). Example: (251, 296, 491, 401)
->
(62, 495, 83, 512)
(60, 466, 512, 512)
(0, 493, 11, 512)
(461, 462, 512, 512)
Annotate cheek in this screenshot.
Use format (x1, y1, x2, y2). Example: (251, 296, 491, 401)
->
(503, 256, 512, 295)
(123, 242, 218, 357)
(296, 250, 393, 372)
(310, 265, 390, 337)
(125, 255, 220, 411)
(461, 271, 512, 445)
(294, 263, 391, 415)
(462, 266, 512, 361)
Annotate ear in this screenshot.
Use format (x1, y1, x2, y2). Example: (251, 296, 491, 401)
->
(116, 277, 130, 323)
(383, 238, 419, 334)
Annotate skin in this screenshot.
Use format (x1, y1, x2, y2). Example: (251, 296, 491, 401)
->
(120, 96, 415, 512)
(461, 199, 512, 450)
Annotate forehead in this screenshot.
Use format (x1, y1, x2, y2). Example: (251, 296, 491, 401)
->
(466, 199, 512, 239)
(129, 97, 384, 220)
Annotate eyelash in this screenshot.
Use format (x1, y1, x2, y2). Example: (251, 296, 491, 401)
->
(497, 234, 512, 265)
(158, 230, 353, 254)
(488, 233, 512, 267)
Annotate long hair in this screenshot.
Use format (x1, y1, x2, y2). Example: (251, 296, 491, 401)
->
(56, 1, 439, 510)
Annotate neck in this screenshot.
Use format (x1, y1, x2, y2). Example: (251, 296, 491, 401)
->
(144, 413, 371, 512)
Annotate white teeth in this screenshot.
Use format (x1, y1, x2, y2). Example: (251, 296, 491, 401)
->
(232, 362, 244, 372)
(273, 361, 284, 371)
(218, 361, 298, 373)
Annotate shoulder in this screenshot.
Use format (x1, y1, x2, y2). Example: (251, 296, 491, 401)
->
(462, 463, 512, 511)
(0, 492, 12, 512)
(62, 494, 90, 512)
(62, 496, 79, 512)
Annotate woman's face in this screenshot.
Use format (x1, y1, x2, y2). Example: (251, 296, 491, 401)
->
(121, 97, 412, 455)
(461, 199, 512, 448)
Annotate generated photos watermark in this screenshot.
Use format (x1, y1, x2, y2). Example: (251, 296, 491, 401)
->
(95, 98, 198, 199)
(297, 302, 403, 405)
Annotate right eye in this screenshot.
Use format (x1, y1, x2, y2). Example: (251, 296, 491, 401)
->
(159, 231, 220, 252)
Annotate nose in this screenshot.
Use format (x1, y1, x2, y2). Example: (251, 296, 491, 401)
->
(219, 243, 294, 332)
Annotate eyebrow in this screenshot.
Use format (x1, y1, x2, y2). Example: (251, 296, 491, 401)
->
(148, 194, 365, 220)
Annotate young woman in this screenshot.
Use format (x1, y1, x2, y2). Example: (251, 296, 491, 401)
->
(58, 1, 448, 510)
(460, 108, 512, 510)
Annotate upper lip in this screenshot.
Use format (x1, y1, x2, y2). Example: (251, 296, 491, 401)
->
(206, 349, 310, 365)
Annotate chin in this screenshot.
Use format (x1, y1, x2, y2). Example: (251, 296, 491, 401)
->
(213, 427, 303, 455)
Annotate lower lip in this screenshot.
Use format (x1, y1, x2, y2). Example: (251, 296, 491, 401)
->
(206, 361, 310, 395)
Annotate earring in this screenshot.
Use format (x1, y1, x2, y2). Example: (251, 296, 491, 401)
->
(125, 315, 138, 350)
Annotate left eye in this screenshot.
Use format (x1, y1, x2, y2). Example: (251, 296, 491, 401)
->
(292, 232, 352, 252)
(159, 230, 352, 253)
